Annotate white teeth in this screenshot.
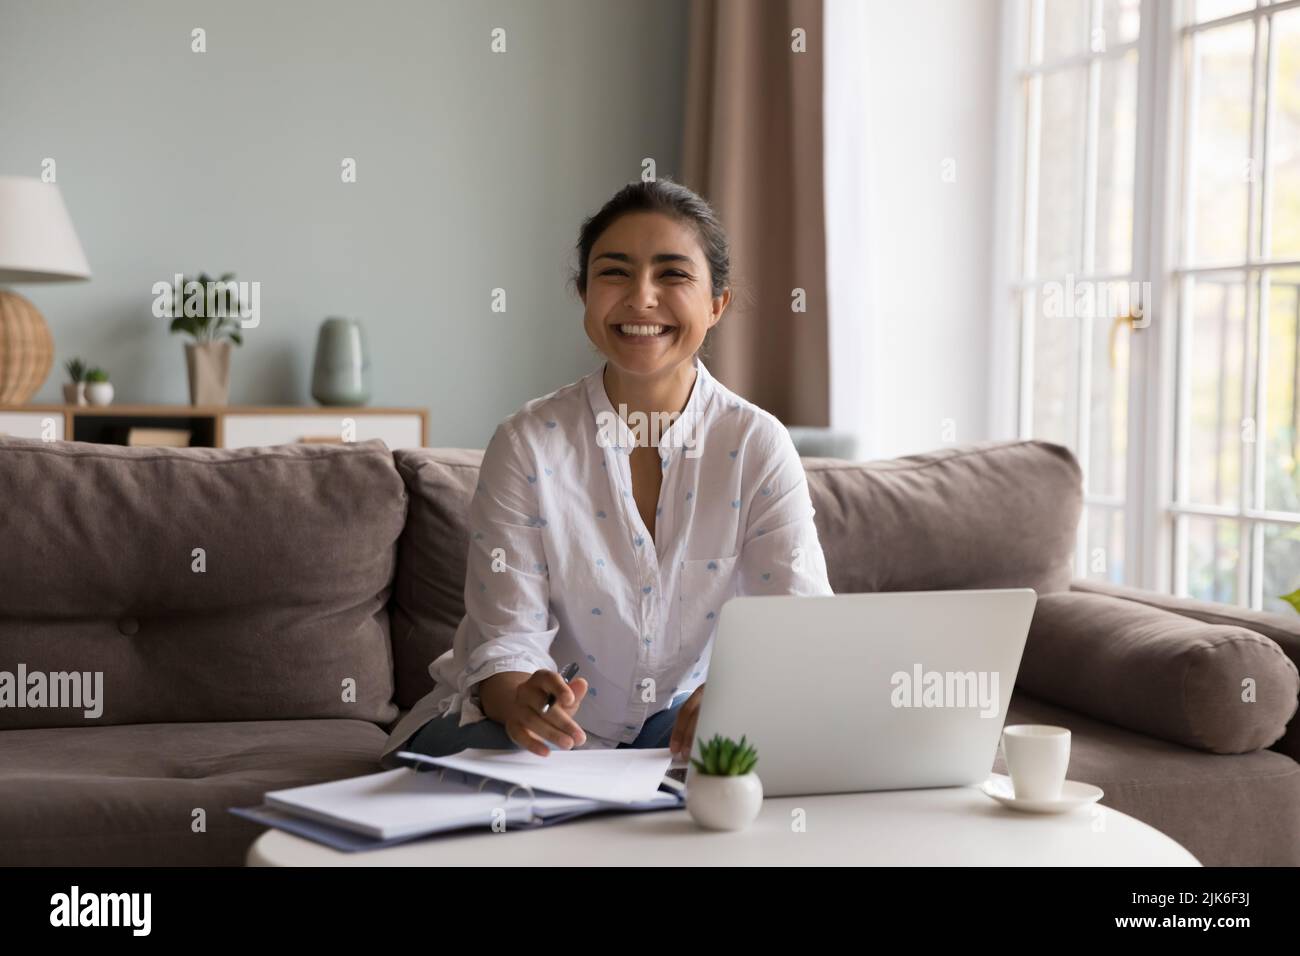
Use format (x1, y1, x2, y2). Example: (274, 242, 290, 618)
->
(619, 324, 669, 336)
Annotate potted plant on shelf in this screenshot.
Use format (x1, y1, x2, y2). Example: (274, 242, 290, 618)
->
(62, 357, 87, 406)
(166, 272, 244, 406)
(685, 734, 763, 831)
(83, 367, 113, 407)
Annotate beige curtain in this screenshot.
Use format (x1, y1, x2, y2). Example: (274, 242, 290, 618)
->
(682, 0, 829, 426)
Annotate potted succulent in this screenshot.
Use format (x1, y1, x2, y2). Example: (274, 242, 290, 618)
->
(83, 367, 113, 407)
(685, 734, 763, 831)
(62, 357, 87, 406)
(166, 272, 244, 406)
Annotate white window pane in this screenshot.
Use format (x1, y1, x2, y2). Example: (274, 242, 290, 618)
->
(1183, 515, 1243, 604)
(1096, 51, 1138, 274)
(1090, 282, 1132, 498)
(1266, 8, 1300, 260)
(1037, 67, 1088, 276)
(1032, 290, 1079, 446)
(1265, 268, 1300, 512)
(1085, 506, 1126, 583)
(1186, 275, 1248, 508)
(1195, 0, 1258, 24)
(1188, 21, 1255, 266)
(1100, 0, 1141, 48)
(1262, 523, 1300, 615)
(1041, 0, 1092, 62)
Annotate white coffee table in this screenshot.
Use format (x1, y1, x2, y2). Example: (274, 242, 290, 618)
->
(246, 777, 1200, 866)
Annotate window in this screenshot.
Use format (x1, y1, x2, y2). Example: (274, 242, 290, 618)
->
(1001, 0, 1300, 612)
(1172, 0, 1300, 612)
(1006, 0, 1143, 587)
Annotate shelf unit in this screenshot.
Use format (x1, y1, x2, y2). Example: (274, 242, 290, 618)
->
(0, 404, 428, 449)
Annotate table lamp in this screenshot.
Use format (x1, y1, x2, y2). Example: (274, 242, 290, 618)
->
(0, 175, 92, 403)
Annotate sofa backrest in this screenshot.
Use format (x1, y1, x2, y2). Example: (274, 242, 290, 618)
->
(387, 438, 1083, 709)
(0, 436, 405, 729)
(804, 439, 1082, 595)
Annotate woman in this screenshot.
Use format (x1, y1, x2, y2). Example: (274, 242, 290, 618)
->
(379, 179, 833, 770)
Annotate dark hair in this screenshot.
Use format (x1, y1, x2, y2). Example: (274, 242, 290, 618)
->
(570, 178, 731, 360)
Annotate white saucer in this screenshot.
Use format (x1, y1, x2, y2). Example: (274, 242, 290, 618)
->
(980, 773, 1103, 813)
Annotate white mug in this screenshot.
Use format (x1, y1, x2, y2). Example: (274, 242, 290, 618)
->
(1001, 724, 1070, 801)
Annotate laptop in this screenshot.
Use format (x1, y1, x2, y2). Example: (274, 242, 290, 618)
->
(688, 588, 1038, 797)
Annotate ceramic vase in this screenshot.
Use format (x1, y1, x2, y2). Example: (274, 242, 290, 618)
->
(311, 317, 371, 406)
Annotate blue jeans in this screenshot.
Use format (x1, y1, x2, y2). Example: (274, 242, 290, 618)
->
(404, 692, 691, 759)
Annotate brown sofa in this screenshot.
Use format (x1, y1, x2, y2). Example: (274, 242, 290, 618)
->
(1, 435, 1297, 866)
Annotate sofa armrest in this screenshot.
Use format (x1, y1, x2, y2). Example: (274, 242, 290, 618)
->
(1066, 580, 1300, 761)
(1021, 591, 1299, 754)
(1070, 578, 1300, 660)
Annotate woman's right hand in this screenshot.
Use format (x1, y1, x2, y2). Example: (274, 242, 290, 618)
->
(483, 670, 589, 757)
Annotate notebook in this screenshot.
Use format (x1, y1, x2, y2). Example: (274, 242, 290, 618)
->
(230, 747, 684, 852)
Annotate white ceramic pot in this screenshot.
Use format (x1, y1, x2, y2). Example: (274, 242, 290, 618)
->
(85, 381, 114, 407)
(686, 772, 763, 831)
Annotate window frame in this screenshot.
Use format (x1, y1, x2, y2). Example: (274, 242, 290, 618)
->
(996, 0, 1300, 608)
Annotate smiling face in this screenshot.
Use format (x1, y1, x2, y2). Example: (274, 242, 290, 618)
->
(580, 211, 730, 379)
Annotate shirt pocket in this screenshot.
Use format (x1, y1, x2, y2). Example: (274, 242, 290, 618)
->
(677, 554, 739, 664)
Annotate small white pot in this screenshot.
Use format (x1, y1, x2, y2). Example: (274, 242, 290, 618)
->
(686, 771, 763, 831)
(85, 382, 114, 407)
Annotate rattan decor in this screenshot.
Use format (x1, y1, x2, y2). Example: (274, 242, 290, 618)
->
(0, 290, 55, 403)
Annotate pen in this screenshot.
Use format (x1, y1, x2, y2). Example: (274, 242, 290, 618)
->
(540, 662, 580, 715)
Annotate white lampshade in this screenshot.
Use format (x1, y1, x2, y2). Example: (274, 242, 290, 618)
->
(0, 175, 91, 283)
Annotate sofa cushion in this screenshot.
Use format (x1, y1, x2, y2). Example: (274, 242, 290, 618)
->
(0, 437, 405, 728)
(999, 692, 1300, 866)
(1019, 592, 1300, 753)
(1071, 578, 1300, 762)
(387, 448, 482, 709)
(803, 439, 1081, 596)
(0, 718, 388, 865)
(386, 440, 1084, 708)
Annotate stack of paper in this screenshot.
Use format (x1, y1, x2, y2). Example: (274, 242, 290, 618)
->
(230, 747, 681, 852)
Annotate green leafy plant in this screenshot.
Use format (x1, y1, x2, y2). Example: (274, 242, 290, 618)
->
(1281, 588, 1300, 615)
(64, 357, 87, 384)
(84, 367, 109, 384)
(166, 272, 244, 346)
(690, 734, 758, 776)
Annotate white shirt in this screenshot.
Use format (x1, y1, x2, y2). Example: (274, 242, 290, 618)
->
(425, 353, 834, 748)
